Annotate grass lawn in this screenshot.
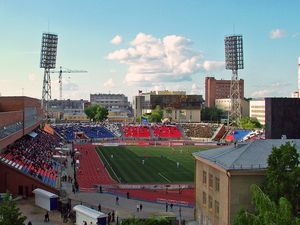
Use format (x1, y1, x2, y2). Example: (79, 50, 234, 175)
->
(96, 145, 212, 184)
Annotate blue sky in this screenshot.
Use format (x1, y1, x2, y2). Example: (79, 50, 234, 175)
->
(0, 0, 300, 101)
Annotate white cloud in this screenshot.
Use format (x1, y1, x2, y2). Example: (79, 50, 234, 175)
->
(103, 78, 116, 88)
(250, 82, 291, 98)
(107, 32, 223, 87)
(202, 60, 225, 71)
(110, 35, 123, 45)
(191, 83, 201, 94)
(270, 28, 286, 39)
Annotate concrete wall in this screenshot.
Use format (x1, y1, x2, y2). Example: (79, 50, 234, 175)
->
(195, 156, 266, 225)
(229, 171, 265, 224)
(195, 158, 229, 225)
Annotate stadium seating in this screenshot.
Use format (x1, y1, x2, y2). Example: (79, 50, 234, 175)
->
(122, 125, 151, 138)
(225, 129, 252, 141)
(152, 125, 182, 138)
(53, 123, 115, 141)
(0, 129, 61, 188)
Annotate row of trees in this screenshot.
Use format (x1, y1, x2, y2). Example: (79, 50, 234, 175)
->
(233, 142, 300, 225)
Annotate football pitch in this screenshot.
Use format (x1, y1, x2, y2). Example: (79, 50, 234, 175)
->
(96, 145, 212, 184)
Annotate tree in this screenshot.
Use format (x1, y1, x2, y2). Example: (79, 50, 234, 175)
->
(144, 105, 163, 123)
(84, 104, 108, 122)
(233, 184, 300, 225)
(201, 107, 223, 122)
(265, 141, 300, 213)
(238, 116, 262, 129)
(0, 193, 27, 225)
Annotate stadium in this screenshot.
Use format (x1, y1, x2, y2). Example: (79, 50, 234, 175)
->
(0, 97, 227, 206)
(0, 93, 268, 225)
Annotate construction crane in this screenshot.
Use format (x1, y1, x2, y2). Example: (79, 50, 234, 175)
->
(50, 66, 88, 100)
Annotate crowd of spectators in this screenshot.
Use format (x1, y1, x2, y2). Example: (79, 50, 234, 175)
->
(181, 123, 220, 139)
(1, 129, 61, 186)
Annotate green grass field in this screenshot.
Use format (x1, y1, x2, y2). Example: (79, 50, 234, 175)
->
(96, 145, 212, 184)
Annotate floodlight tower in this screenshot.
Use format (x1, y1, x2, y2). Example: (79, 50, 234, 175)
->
(225, 35, 244, 126)
(40, 33, 58, 112)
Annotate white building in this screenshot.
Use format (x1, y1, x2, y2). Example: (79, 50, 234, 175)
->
(249, 99, 265, 125)
(214, 98, 249, 117)
(90, 93, 132, 122)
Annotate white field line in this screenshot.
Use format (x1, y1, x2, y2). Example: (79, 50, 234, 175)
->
(158, 172, 171, 183)
(98, 149, 121, 183)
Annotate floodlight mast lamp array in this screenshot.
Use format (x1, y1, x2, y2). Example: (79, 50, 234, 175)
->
(40, 33, 58, 113)
(225, 35, 244, 126)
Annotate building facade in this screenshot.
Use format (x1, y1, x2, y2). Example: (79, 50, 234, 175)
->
(215, 98, 249, 117)
(193, 139, 300, 225)
(90, 93, 132, 121)
(249, 99, 265, 125)
(205, 77, 244, 108)
(0, 96, 43, 149)
(265, 98, 300, 139)
(133, 90, 204, 122)
(0, 96, 57, 195)
(47, 99, 88, 121)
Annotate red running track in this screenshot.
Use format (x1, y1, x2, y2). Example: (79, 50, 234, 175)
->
(75, 144, 117, 189)
(75, 143, 195, 205)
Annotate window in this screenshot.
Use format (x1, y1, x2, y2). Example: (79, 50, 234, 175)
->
(215, 200, 219, 216)
(203, 171, 207, 185)
(208, 195, 213, 210)
(209, 173, 213, 188)
(202, 192, 207, 205)
(215, 177, 220, 192)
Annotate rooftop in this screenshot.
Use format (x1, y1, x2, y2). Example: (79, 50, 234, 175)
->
(193, 139, 300, 170)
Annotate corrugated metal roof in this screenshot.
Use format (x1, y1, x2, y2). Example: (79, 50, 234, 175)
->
(193, 139, 300, 170)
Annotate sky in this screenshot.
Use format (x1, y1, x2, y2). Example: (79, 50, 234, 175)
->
(1, 0, 300, 102)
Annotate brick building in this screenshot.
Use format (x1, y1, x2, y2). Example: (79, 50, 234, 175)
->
(205, 77, 244, 108)
(0, 96, 43, 149)
(0, 96, 57, 196)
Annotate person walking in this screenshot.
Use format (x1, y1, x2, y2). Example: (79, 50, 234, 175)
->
(136, 204, 139, 212)
(139, 203, 143, 212)
(44, 211, 49, 222)
(170, 203, 173, 211)
(98, 203, 101, 212)
(165, 202, 168, 212)
(115, 196, 119, 205)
